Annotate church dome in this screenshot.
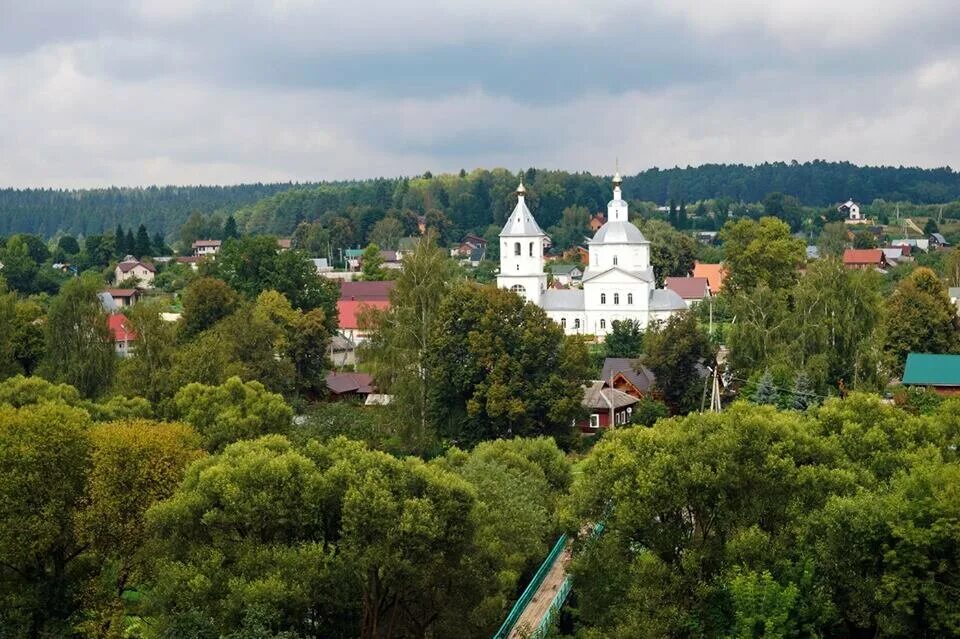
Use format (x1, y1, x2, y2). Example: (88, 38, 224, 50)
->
(591, 220, 647, 244)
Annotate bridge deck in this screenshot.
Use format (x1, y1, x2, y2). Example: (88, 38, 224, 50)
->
(507, 545, 572, 639)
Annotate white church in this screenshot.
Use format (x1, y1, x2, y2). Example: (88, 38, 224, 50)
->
(497, 173, 686, 337)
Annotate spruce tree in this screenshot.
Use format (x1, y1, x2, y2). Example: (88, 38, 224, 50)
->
(124, 229, 135, 258)
(114, 224, 126, 257)
(792, 371, 817, 411)
(752, 370, 779, 405)
(223, 215, 239, 240)
(134, 224, 152, 258)
(151, 232, 167, 256)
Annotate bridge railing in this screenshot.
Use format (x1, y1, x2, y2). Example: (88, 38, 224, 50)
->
(490, 533, 568, 639)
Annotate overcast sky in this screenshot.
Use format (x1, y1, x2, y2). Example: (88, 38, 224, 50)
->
(2, 0, 960, 187)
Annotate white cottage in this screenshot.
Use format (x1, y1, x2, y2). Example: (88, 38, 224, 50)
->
(497, 174, 685, 337)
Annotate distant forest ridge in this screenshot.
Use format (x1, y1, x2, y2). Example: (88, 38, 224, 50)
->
(2, 160, 959, 238)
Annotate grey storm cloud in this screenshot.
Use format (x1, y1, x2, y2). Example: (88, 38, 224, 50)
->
(1, 0, 960, 187)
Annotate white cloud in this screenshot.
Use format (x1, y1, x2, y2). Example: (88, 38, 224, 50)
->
(1, 1, 960, 186)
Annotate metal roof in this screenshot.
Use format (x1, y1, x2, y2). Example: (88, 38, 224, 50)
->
(500, 196, 546, 238)
(902, 353, 960, 386)
(590, 220, 647, 245)
(541, 289, 584, 311)
(649, 288, 688, 311)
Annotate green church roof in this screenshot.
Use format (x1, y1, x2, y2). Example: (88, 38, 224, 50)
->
(902, 353, 960, 386)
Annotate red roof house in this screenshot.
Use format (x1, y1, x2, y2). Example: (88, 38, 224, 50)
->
(692, 262, 726, 294)
(842, 249, 887, 270)
(664, 277, 710, 306)
(108, 314, 137, 357)
(337, 299, 391, 345)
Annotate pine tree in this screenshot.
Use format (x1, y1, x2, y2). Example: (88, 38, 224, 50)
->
(134, 224, 152, 258)
(791, 371, 817, 411)
(752, 370, 779, 405)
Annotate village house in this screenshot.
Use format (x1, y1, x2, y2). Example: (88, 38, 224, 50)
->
(175, 255, 201, 270)
(114, 256, 156, 287)
(344, 248, 364, 271)
(599, 357, 656, 398)
(454, 233, 488, 258)
(664, 276, 711, 307)
(329, 334, 357, 368)
(579, 380, 638, 431)
(842, 248, 888, 270)
(396, 237, 420, 260)
(277, 238, 293, 251)
(839, 199, 864, 223)
(588, 213, 606, 232)
(192, 239, 222, 257)
(930, 232, 950, 249)
(549, 264, 583, 287)
(337, 299, 390, 345)
(108, 314, 136, 358)
(902, 353, 960, 396)
(692, 261, 726, 295)
(325, 371, 376, 401)
(891, 238, 930, 252)
(379, 250, 402, 270)
(950, 288, 960, 315)
(103, 288, 141, 307)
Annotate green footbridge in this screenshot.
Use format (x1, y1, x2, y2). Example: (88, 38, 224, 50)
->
(491, 523, 604, 639)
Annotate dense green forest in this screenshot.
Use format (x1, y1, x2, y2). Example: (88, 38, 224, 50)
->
(4, 161, 960, 239)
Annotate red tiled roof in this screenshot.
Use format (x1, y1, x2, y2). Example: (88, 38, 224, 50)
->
(692, 262, 726, 293)
(325, 372, 375, 395)
(277, 238, 292, 249)
(337, 300, 390, 330)
(665, 276, 710, 300)
(107, 314, 136, 342)
(843, 249, 884, 265)
(339, 280, 396, 301)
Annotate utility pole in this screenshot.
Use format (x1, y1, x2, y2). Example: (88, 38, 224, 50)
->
(710, 365, 722, 413)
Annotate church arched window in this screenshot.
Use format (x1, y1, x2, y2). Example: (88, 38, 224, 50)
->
(613, 255, 618, 266)
(514, 242, 521, 256)
(600, 319, 606, 330)
(529, 242, 534, 257)
(613, 293, 619, 305)
(561, 318, 567, 328)
(510, 284, 526, 295)
(574, 319, 580, 329)
(627, 293, 633, 305)
(600, 293, 606, 304)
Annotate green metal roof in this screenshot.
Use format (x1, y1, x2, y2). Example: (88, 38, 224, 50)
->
(344, 249, 364, 258)
(902, 353, 960, 386)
